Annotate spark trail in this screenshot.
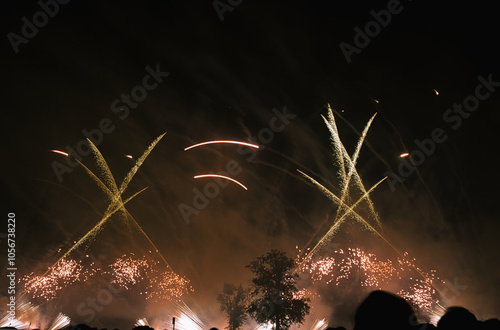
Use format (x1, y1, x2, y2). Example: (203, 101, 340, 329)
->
(21, 133, 181, 299)
(194, 174, 248, 190)
(78, 133, 177, 272)
(298, 107, 445, 299)
(297, 171, 386, 268)
(184, 140, 259, 151)
(299, 106, 383, 261)
(50, 150, 69, 156)
(322, 106, 382, 229)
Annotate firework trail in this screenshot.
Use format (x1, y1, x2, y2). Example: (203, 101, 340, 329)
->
(300, 107, 383, 259)
(297, 171, 386, 268)
(254, 322, 273, 330)
(20, 133, 195, 307)
(135, 318, 150, 327)
(322, 106, 382, 229)
(50, 150, 69, 156)
(330, 107, 392, 172)
(63, 134, 171, 263)
(296, 107, 448, 305)
(47, 313, 71, 330)
(119, 133, 166, 195)
(194, 174, 248, 190)
(36, 134, 166, 272)
(171, 302, 206, 330)
(310, 318, 328, 330)
(332, 112, 380, 227)
(0, 301, 40, 329)
(184, 140, 259, 151)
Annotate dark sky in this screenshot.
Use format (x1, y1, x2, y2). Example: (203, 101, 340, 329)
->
(2, 0, 500, 329)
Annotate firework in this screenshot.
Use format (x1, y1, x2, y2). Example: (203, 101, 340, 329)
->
(310, 318, 328, 330)
(254, 322, 273, 330)
(21, 258, 89, 301)
(298, 106, 385, 266)
(135, 318, 150, 327)
(27, 133, 188, 305)
(170, 302, 206, 330)
(194, 174, 248, 190)
(50, 150, 69, 156)
(20, 253, 192, 305)
(146, 271, 194, 302)
(108, 255, 149, 289)
(297, 246, 444, 314)
(184, 140, 259, 151)
(296, 106, 447, 312)
(48, 313, 71, 330)
(0, 301, 39, 329)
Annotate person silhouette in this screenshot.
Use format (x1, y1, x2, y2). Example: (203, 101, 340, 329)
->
(437, 306, 478, 330)
(354, 290, 417, 330)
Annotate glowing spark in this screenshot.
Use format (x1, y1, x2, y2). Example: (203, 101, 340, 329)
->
(296, 246, 445, 314)
(322, 106, 382, 228)
(194, 174, 248, 190)
(126, 155, 133, 159)
(254, 323, 273, 330)
(21, 258, 89, 301)
(296, 106, 441, 300)
(373, 99, 379, 103)
(297, 171, 387, 267)
(20, 133, 183, 304)
(400, 152, 410, 158)
(172, 303, 206, 330)
(48, 313, 71, 330)
(433, 89, 439, 95)
(146, 271, 194, 302)
(50, 150, 69, 156)
(135, 318, 150, 327)
(310, 318, 328, 330)
(109, 255, 149, 289)
(184, 140, 259, 151)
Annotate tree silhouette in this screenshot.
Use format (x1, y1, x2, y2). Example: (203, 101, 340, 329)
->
(246, 249, 310, 329)
(217, 283, 250, 330)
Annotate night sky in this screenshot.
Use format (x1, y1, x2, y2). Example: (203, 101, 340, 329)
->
(2, 1, 500, 329)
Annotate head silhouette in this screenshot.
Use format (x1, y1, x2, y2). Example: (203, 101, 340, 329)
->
(437, 306, 478, 330)
(354, 290, 417, 330)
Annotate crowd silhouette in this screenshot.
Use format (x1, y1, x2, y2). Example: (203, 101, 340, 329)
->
(329, 290, 500, 330)
(2, 290, 499, 330)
